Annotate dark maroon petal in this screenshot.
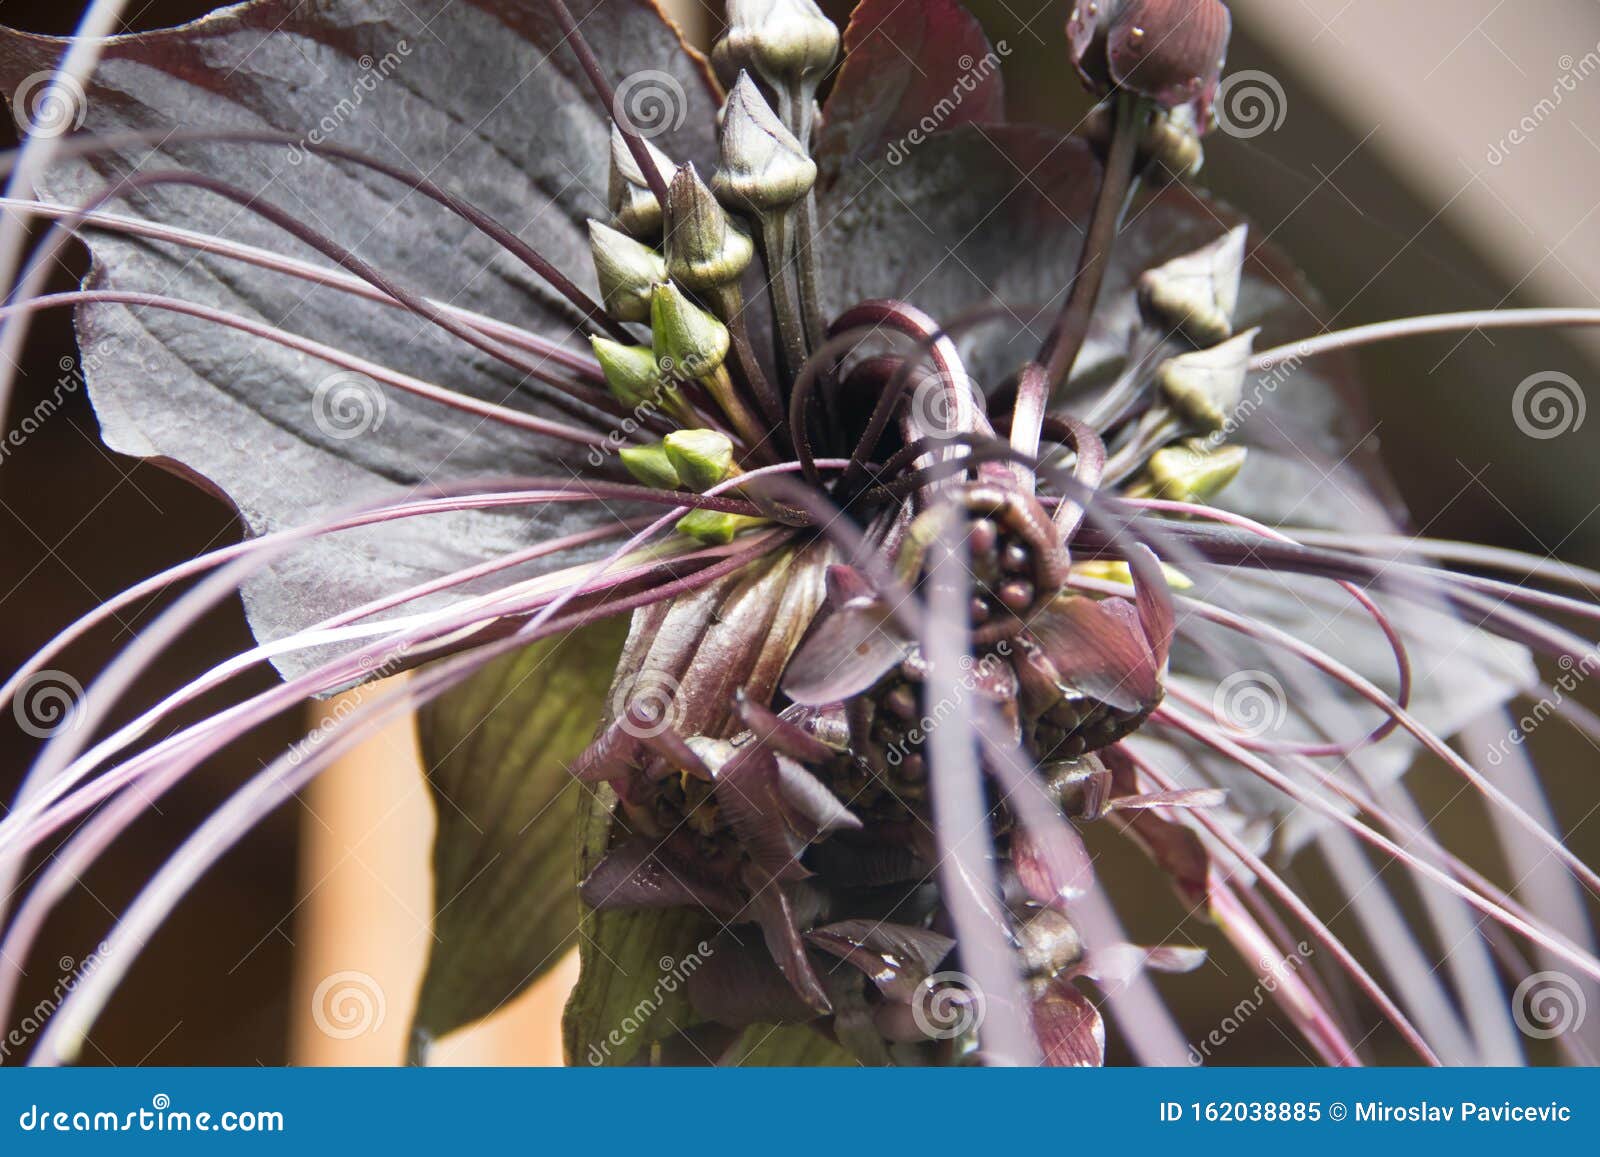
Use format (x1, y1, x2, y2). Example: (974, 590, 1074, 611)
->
(1101, 744, 1212, 908)
(1107, 0, 1232, 113)
(570, 717, 642, 783)
(1029, 596, 1161, 714)
(1033, 979, 1107, 1067)
(746, 882, 834, 1015)
(735, 691, 838, 763)
(817, 0, 1006, 175)
(783, 599, 911, 705)
(1125, 542, 1176, 664)
(714, 745, 813, 882)
(578, 837, 743, 918)
(687, 931, 823, 1027)
(774, 756, 862, 838)
(805, 920, 956, 1002)
(1012, 818, 1094, 908)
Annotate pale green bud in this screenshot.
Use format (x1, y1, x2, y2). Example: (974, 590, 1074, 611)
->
(619, 442, 683, 490)
(608, 125, 674, 237)
(1156, 327, 1259, 432)
(651, 281, 730, 379)
(713, 0, 840, 89)
(590, 336, 663, 407)
(663, 429, 736, 491)
(666, 163, 754, 291)
(1138, 226, 1247, 347)
(676, 508, 765, 545)
(714, 72, 817, 212)
(589, 220, 667, 323)
(1138, 440, 1248, 501)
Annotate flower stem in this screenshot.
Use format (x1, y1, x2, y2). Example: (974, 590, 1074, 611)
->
(760, 212, 810, 379)
(1040, 93, 1145, 390)
(701, 363, 772, 457)
(1251, 307, 1600, 370)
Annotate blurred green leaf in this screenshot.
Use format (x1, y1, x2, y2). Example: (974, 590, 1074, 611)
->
(410, 617, 628, 1053)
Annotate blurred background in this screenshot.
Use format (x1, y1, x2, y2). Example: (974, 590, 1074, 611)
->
(1, 0, 1597, 1065)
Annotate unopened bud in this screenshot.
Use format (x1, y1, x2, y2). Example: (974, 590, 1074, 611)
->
(651, 281, 730, 380)
(608, 125, 674, 237)
(676, 508, 766, 545)
(663, 429, 736, 491)
(1134, 440, 1247, 501)
(666, 163, 754, 291)
(620, 442, 682, 489)
(1156, 327, 1258, 432)
(1066, 0, 1232, 125)
(1138, 225, 1247, 347)
(713, 0, 840, 90)
(589, 220, 667, 323)
(590, 336, 664, 407)
(714, 72, 817, 213)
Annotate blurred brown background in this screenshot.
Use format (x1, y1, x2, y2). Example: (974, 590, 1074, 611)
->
(2, 0, 1597, 1065)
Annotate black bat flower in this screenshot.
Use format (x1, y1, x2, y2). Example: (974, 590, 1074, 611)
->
(2, 0, 1598, 1068)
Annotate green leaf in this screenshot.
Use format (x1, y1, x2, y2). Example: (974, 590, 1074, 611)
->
(410, 616, 629, 1051)
(725, 1024, 858, 1067)
(562, 781, 715, 1067)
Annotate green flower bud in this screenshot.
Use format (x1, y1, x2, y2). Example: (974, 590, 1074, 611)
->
(590, 336, 664, 407)
(608, 125, 674, 237)
(588, 220, 667, 323)
(1156, 327, 1259, 432)
(676, 508, 765, 545)
(619, 442, 683, 490)
(714, 72, 817, 213)
(713, 0, 840, 90)
(1138, 439, 1248, 501)
(651, 281, 730, 380)
(663, 429, 736, 491)
(665, 163, 754, 292)
(1138, 225, 1247, 347)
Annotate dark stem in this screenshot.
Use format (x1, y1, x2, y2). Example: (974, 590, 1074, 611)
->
(1039, 93, 1145, 390)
